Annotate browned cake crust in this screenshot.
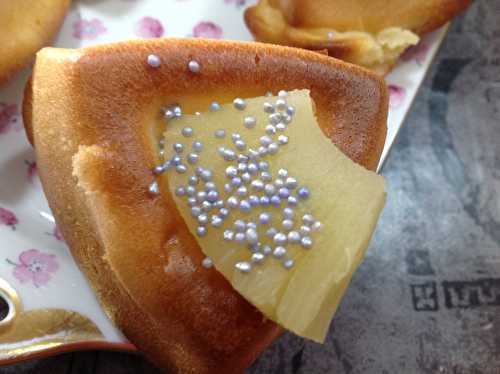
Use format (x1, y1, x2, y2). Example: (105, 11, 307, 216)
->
(23, 38, 388, 373)
(0, 0, 70, 86)
(245, 0, 472, 74)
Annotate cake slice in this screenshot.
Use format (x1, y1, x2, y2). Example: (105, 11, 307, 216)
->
(23, 39, 388, 372)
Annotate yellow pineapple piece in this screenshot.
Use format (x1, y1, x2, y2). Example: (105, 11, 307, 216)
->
(160, 90, 385, 342)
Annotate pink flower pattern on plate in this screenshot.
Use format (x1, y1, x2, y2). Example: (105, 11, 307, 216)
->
(25, 160, 37, 183)
(53, 225, 65, 242)
(135, 17, 164, 38)
(388, 85, 406, 109)
(224, 0, 246, 7)
(0, 103, 20, 134)
(73, 18, 107, 40)
(401, 40, 430, 65)
(193, 21, 223, 39)
(8, 249, 59, 287)
(0, 207, 18, 230)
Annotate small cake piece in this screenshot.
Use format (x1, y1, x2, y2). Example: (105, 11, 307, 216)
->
(245, 0, 472, 74)
(162, 90, 386, 342)
(0, 0, 70, 86)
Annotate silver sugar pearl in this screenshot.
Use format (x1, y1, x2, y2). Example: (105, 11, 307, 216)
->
(266, 227, 278, 238)
(260, 196, 270, 206)
(235, 261, 252, 273)
(239, 200, 251, 212)
(195, 167, 204, 176)
(187, 153, 199, 164)
(238, 154, 249, 163)
(176, 164, 187, 174)
(288, 231, 301, 243)
(278, 169, 288, 178)
(269, 112, 282, 125)
(210, 102, 221, 112)
(192, 141, 203, 152)
(275, 98, 287, 110)
(258, 161, 269, 171)
(222, 149, 237, 161)
(297, 187, 311, 199)
(235, 139, 246, 150)
(237, 162, 247, 173)
(249, 195, 260, 206)
(223, 229, 235, 241)
(260, 135, 272, 147)
(278, 187, 291, 199)
(188, 60, 201, 73)
(187, 197, 197, 207)
(204, 182, 216, 191)
(262, 245, 272, 255)
(201, 201, 212, 212)
(287, 196, 298, 206)
(273, 232, 287, 245)
(302, 214, 315, 225)
(278, 135, 289, 145)
(312, 221, 323, 231)
(219, 208, 229, 218)
(233, 98, 247, 110)
(241, 172, 251, 183)
(237, 186, 248, 197)
(200, 169, 213, 182)
(248, 148, 260, 160)
(186, 186, 196, 196)
(231, 133, 241, 141)
(283, 259, 295, 269)
(207, 190, 219, 202)
(188, 175, 199, 186)
(182, 127, 193, 137)
(282, 219, 294, 231)
(259, 212, 271, 225)
(301, 236, 313, 249)
(163, 109, 175, 120)
(175, 186, 186, 197)
(227, 196, 239, 208)
(225, 166, 238, 178)
(270, 195, 281, 206)
(147, 54, 161, 67)
(196, 191, 207, 202)
(286, 106, 295, 116)
(251, 252, 265, 264)
(247, 163, 258, 175)
(285, 177, 298, 189)
(244, 116, 257, 129)
(198, 214, 208, 225)
(283, 114, 293, 124)
(267, 143, 279, 155)
(224, 183, 233, 193)
(234, 232, 246, 243)
(196, 226, 207, 237)
(265, 125, 276, 135)
(274, 178, 285, 188)
(245, 228, 258, 245)
(173, 143, 184, 153)
(264, 184, 276, 196)
(191, 206, 202, 217)
(214, 199, 224, 208)
(173, 106, 182, 118)
(278, 90, 288, 97)
(246, 221, 257, 230)
(263, 102, 275, 113)
(273, 246, 287, 259)
(261, 172, 272, 182)
(276, 123, 287, 131)
(211, 216, 223, 227)
(201, 257, 213, 269)
(251, 179, 264, 191)
(300, 225, 311, 236)
(231, 177, 242, 187)
(283, 207, 294, 218)
(258, 146, 268, 156)
(214, 129, 226, 138)
(234, 220, 246, 232)
(172, 155, 182, 165)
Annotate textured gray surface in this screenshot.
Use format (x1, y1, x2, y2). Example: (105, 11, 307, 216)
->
(1, 0, 499, 372)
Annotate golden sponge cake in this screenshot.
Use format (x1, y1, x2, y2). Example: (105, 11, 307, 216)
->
(23, 38, 388, 372)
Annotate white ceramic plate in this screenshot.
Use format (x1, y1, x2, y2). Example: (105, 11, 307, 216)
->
(0, 0, 447, 364)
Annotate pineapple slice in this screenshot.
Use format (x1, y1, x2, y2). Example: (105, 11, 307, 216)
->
(160, 90, 385, 342)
